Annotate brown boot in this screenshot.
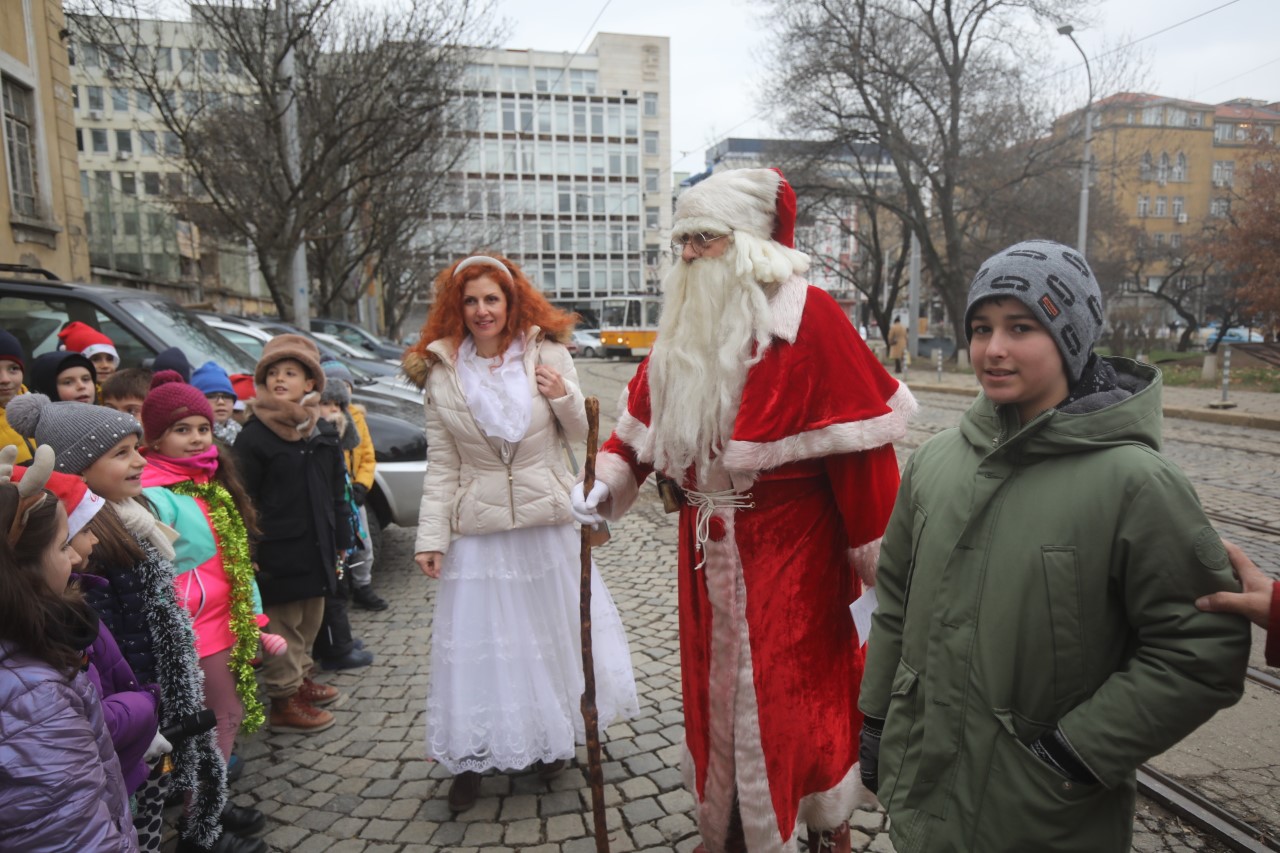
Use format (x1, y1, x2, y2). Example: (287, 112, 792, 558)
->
(269, 694, 335, 733)
(808, 821, 852, 853)
(298, 677, 340, 707)
(447, 771, 481, 812)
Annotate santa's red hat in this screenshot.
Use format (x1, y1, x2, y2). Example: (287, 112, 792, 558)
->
(673, 167, 799, 248)
(672, 167, 809, 284)
(12, 464, 104, 541)
(58, 321, 118, 364)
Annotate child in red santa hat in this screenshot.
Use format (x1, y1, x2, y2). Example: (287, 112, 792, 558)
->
(58, 321, 120, 382)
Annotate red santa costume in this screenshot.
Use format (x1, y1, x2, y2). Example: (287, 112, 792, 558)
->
(583, 168, 915, 852)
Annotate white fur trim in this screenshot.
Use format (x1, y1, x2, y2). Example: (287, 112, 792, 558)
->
(722, 382, 918, 474)
(796, 761, 875, 832)
(674, 169, 782, 244)
(849, 539, 881, 590)
(81, 342, 119, 362)
(766, 275, 809, 343)
(592, 451, 642, 521)
(66, 490, 104, 541)
(615, 405, 651, 462)
(672, 215, 734, 240)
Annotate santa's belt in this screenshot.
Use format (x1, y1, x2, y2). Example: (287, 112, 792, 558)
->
(685, 488, 756, 570)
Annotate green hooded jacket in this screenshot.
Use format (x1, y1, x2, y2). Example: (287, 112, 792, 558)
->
(860, 358, 1250, 853)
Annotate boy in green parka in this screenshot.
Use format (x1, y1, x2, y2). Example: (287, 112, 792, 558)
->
(858, 240, 1251, 853)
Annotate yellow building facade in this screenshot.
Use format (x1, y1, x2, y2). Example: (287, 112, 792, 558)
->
(1083, 93, 1279, 294)
(1, 0, 90, 279)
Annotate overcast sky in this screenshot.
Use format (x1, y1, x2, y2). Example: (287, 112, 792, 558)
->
(495, 0, 1280, 177)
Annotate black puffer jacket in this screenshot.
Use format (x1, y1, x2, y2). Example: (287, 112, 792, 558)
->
(233, 416, 352, 605)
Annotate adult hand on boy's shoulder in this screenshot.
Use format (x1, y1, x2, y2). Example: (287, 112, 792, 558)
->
(351, 482, 368, 505)
(1196, 539, 1274, 629)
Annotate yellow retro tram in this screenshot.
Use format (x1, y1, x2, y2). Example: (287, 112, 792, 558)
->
(598, 296, 661, 358)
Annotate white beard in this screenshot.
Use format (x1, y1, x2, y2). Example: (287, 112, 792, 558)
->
(647, 245, 773, 481)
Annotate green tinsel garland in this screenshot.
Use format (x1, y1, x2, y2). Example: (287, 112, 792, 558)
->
(169, 480, 266, 733)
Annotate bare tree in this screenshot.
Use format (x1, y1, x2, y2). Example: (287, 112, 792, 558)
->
(763, 0, 1143, 351)
(69, 0, 497, 321)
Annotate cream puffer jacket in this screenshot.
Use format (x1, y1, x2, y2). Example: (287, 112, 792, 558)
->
(414, 331, 588, 555)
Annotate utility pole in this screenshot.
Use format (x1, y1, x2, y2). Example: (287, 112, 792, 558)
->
(278, 0, 310, 326)
(1058, 24, 1094, 257)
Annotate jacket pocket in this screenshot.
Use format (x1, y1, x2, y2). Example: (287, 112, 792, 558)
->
(881, 658, 922, 810)
(1041, 546, 1085, 703)
(970, 709, 1114, 852)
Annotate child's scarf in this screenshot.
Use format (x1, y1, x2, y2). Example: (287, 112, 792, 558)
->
(144, 448, 265, 734)
(247, 391, 320, 442)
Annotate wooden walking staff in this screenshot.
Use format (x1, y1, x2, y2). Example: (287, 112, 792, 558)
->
(579, 395, 610, 853)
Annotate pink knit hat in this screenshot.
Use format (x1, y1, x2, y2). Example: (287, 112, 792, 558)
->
(141, 370, 215, 443)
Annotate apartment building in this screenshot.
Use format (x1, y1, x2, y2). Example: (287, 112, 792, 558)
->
(1078, 92, 1280, 300)
(69, 11, 268, 309)
(424, 32, 671, 316)
(1, 0, 89, 280)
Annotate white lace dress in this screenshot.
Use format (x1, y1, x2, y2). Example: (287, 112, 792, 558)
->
(424, 338, 639, 774)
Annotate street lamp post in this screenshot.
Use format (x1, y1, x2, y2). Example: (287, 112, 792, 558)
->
(1058, 24, 1093, 257)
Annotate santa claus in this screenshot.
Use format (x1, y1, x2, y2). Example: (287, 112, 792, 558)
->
(572, 167, 916, 852)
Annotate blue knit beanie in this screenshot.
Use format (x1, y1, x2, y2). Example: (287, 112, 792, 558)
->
(190, 361, 235, 397)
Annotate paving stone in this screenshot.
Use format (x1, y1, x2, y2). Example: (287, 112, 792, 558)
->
(504, 817, 543, 846)
(547, 812, 585, 842)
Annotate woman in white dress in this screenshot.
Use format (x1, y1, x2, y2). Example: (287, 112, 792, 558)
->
(404, 253, 639, 813)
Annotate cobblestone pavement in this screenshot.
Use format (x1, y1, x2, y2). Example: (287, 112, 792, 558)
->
(187, 357, 1280, 852)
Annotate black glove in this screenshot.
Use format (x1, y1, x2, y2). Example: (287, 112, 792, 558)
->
(859, 716, 884, 794)
(350, 482, 368, 506)
(1028, 728, 1098, 785)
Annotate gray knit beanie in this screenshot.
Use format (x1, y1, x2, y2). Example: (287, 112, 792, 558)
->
(963, 240, 1105, 383)
(5, 393, 143, 474)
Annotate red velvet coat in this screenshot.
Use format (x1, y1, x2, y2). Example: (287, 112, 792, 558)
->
(594, 277, 915, 851)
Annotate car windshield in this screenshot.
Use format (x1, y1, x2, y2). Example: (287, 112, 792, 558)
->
(118, 298, 256, 373)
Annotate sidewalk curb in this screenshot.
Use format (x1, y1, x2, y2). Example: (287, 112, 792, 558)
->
(906, 382, 1280, 432)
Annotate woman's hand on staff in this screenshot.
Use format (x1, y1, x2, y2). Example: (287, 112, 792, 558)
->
(535, 365, 567, 399)
(416, 551, 444, 579)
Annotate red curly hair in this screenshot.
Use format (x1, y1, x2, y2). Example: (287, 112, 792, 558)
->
(408, 253, 577, 364)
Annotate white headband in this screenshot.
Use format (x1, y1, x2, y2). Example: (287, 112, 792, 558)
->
(453, 256, 510, 279)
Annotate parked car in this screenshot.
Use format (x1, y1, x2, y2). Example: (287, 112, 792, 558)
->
(572, 330, 602, 358)
(0, 273, 425, 530)
(310, 318, 404, 360)
(195, 313, 403, 380)
(1200, 324, 1265, 348)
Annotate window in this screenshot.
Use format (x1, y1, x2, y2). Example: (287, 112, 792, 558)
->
(3, 78, 41, 217)
(1154, 232, 1165, 246)
(1140, 151, 1152, 181)
(1171, 233, 1182, 249)
(87, 86, 105, 111)
(645, 206, 659, 229)
(119, 172, 137, 195)
(182, 90, 200, 114)
(644, 131, 659, 156)
(1210, 198, 1230, 218)
(72, 85, 80, 109)
(1157, 152, 1169, 183)
(1154, 196, 1166, 217)
(1142, 106, 1162, 125)
(202, 50, 220, 74)
(225, 53, 242, 75)
(164, 131, 181, 156)
(643, 91, 658, 117)
(115, 129, 133, 155)
(76, 128, 84, 152)
(1137, 195, 1149, 217)
(140, 130, 157, 156)
(1212, 160, 1234, 187)
(1167, 108, 1187, 127)
(136, 89, 153, 113)
(1172, 196, 1184, 218)
(91, 128, 109, 153)
(645, 168, 659, 192)
(153, 46, 172, 72)
(166, 173, 184, 196)
(111, 88, 129, 111)
(179, 48, 195, 71)
(1172, 152, 1187, 182)
(81, 43, 101, 68)
(143, 172, 161, 195)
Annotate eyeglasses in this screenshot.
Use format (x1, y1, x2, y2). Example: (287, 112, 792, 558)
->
(670, 232, 730, 258)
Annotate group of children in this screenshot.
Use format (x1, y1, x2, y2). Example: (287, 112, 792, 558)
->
(0, 325, 387, 852)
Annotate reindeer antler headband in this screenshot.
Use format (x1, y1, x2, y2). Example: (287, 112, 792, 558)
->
(1, 444, 56, 547)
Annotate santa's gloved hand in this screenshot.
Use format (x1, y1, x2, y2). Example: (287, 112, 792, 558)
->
(859, 716, 884, 795)
(143, 729, 173, 763)
(571, 480, 610, 526)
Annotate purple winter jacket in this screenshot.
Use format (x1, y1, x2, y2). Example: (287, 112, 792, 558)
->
(80, 573, 161, 793)
(0, 639, 139, 852)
